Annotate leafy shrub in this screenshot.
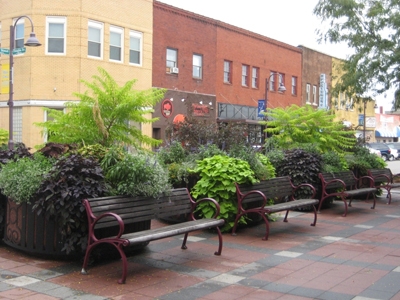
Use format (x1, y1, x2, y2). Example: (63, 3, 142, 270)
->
(345, 146, 385, 175)
(33, 154, 108, 254)
(105, 151, 171, 198)
(157, 141, 188, 165)
(0, 153, 54, 204)
(0, 143, 32, 166)
(190, 155, 257, 232)
(274, 148, 323, 198)
(321, 151, 348, 172)
(166, 161, 197, 188)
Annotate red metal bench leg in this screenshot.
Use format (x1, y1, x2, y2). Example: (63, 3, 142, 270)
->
(342, 196, 348, 217)
(181, 233, 188, 250)
(283, 210, 289, 222)
(370, 192, 376, 209)
(214, 227, 223, 256)
(310, 205, 317, 226)
(231, 213, 244, 236)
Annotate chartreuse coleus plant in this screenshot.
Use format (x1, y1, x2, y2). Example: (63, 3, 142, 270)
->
(190, 155, 257, 232)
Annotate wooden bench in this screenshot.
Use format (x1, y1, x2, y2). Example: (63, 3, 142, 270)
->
(233, 176, 319, 240)
(81, 188, 225, 284)
(368, 168, 400, 204)
(318, 171, 377, 217)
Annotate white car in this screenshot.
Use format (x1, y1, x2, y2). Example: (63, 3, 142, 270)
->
(366, 147, 382, 158)
(386, 144, 399, 160)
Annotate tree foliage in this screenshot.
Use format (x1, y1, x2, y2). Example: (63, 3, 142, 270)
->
(314, 0, 400, 109)
(36, 67, 165, 148)
(264, 105, 356, 153)
(0, 129, 7, 147)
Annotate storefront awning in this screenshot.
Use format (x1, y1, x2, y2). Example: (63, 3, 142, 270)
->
(375, 130, 399, 138)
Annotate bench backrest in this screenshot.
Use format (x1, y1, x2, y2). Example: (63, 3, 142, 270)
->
(236, 176, 294, 204)
(319, 171, 358, 190)
(368, 168, 392, 184)
(85, 188, 193, 229)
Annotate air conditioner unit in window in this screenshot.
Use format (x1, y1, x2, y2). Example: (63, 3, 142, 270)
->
(171, 67, 179, 74)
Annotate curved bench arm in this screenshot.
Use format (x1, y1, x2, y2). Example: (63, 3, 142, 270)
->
(292, 183, 317, 199)
(192, 197, 221, 220)
(322, 178, 346, 192)
(358, 175, 375, 188)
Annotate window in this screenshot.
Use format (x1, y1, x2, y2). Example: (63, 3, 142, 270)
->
(166, 48, 177, 69)
(252, 67, 259, 88)
(291, 76, 297, 95)
(306, 84, 311, 103)
(110, 26, 123, 62)
(129, 30, 142, 65)
(313, 85, 317, 104)
(13, 107, 22, 143)
(278, 73, 285, 90)
(193, 54, 202, 79)
(269, 72, 275, 91)
(242, 65, 249, 86)
(46, 17, 66, 54)
(88, 21, 103, 58)
(223, 60, 232, 83)
(15, 19, 25, 49)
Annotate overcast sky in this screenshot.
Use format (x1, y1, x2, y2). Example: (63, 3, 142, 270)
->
(157, 0, 352, 59)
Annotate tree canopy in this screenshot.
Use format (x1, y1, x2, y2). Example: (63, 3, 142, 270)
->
(36, 67, 165, 148)
(314, 0, 400, 109)
(264, 105, 356, 153)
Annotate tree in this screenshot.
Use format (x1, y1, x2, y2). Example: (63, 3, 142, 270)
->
(0, 129, 7, 148)
(314, 0, 400, 109)
(264, 105, 356, 153)
(36, 67, 165, 148)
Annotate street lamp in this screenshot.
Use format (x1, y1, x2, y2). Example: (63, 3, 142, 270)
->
(363, 99, 367, 144)
(8, 16, 41, 150)
(262, 73, 286, 143)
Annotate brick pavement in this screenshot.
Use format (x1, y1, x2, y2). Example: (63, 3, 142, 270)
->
(1, 192, 400, 299)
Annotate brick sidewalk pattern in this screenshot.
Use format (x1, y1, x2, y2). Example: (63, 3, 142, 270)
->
(1, 192, 400, 299)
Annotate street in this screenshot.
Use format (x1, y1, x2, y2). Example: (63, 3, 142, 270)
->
(387, 160, 400, 174)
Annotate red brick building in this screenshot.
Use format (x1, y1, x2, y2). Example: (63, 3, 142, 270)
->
(153, 1, 302, 145)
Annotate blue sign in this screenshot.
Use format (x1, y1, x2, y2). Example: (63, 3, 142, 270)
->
(258, 100, 266, 118)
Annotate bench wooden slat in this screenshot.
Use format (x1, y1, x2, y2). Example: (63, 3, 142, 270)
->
(318, 171, 377, 217)
(234, 176, 318, 240)
(81, 188, 224, 284)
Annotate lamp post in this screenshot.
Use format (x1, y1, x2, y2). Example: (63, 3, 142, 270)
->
(262, 73, 286, 143)
(8, 16, 41, 150)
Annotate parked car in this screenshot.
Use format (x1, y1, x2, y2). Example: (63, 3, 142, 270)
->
(366, 147, 382, 158)
(386, 143, 400, 160)
(365, 143, 392, 161)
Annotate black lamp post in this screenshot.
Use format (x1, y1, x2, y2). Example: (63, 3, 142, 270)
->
(262, 73, 286, 143)
(8, 15, 41, 150)
(363, 99, 367, 144)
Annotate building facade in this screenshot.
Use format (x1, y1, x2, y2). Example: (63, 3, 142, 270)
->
(0, 0, 154, 149)
(152, 1, 302, 145)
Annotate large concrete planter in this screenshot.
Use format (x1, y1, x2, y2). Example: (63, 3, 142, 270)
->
(4, 198, 151, 259)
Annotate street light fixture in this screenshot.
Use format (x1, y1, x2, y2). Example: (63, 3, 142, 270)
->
(8, 15, 41, 150)
(262, 73, 286, 143)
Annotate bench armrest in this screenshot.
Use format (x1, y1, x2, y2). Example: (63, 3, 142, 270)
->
(292, 183, 316, 199)
(372, 174, 391, 182)
(358, 175, 375, 188)
(323, 178, 346, 191)
(192, 197, 221, 219)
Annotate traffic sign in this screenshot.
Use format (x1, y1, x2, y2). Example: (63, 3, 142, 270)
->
(12, 47, 26, 55)
(0, 48, 10, 55)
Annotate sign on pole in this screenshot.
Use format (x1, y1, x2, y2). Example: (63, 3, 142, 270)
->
(0, 48, 10, 55)
(12, 47, 26, 55)
(1, 64, 9, 94)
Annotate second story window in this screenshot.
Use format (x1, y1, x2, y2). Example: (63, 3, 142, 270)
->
(15, 19, 25, 48)
(252, 67, 259, 88)
(269, 72, 276, 91)
(242, 65, 249, 87)
(166, 48, 177, 69)
(88, 21, 103, 58)
(129, 31, 142, 65)
(306, 84, 311, 103)
(291, 76, 297, 95)
(224, 60, 232, 83)
(193, 54, 202, 79)
(46, 17, 66, 54)
(110, 26, 123, 62)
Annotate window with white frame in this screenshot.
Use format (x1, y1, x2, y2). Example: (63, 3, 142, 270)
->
(278, 73, 285, 90)
(252, 67, 259, 88)
(291, 76, 297, 95)
(129, 30, 142, 65)
(46, 17, 66, 54)
(15, 19, 25, 49)
(269, 72, 276, 91)
(166, 48, 177, 69)
(110, 26, 123, 62)
(44, 108, 65, 142)
(313, 85, 317, 104)
(306, 84, 311, 103)
(242, 65, 249, 86)
(193, 54, 202, 79)
(224, 60, 232, 83)
(88, 21, 103, 58)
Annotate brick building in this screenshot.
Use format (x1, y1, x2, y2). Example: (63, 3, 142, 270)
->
(152, 1, 302, 145)
(0, 0, 154, 149)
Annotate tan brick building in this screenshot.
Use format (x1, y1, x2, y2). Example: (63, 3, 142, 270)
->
(0, 0, 154, 149)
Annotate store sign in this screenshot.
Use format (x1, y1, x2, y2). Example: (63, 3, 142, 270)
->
(161, 99, 173, 118)
(192, 103, 210, 116)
